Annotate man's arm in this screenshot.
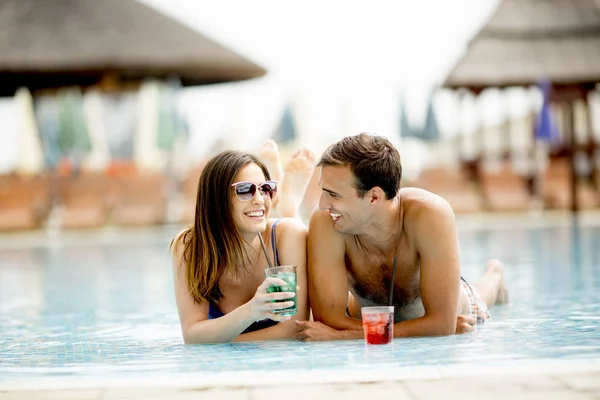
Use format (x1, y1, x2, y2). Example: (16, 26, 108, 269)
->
(306, 210, 362, 331)
(298, 196, 468, 341)
(392, 194, 462, 337)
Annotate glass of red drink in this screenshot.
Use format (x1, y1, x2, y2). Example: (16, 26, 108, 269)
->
(361, 306, 394, 345)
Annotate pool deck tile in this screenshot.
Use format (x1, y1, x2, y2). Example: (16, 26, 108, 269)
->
(553, 372, 600, 392)
(2, 371, 600, 400)
(251, 382, 413, 400)
(99, 387, 249, 400)
(0, 390, 101, 400)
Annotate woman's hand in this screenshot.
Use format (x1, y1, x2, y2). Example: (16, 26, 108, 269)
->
(246, 277, 296, 322)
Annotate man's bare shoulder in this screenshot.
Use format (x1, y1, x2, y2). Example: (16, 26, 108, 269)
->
(307, 209, 345, 245)
(307, 208, 330, 229)
(307, 210, 346, 274)
(399, 187, 455, 228)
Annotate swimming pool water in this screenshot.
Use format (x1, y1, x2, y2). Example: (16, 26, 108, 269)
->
(1, 224, 599, 387)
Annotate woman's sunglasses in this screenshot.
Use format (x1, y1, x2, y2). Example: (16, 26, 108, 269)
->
(230, 180, 277, 201)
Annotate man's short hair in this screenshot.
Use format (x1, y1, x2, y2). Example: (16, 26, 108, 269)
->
(318, 133, 402, 199)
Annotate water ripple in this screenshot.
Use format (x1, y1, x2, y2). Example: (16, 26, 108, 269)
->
(1, 225, 599, 382)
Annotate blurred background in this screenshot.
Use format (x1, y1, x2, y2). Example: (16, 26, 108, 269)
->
(1, 0, 600, 231)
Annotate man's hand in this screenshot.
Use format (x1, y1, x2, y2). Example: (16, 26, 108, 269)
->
(295, 321, 338, 341)
(455, 315, 476, 334)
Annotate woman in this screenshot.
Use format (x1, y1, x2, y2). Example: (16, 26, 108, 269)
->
(170, 150, 309, 343)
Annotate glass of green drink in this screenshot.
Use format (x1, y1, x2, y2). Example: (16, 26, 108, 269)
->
(264, 265, 297, 317)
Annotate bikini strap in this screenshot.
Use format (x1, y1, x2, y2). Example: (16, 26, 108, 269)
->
(270, 219, 281, 266)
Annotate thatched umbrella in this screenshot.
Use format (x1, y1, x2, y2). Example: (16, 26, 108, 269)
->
(444, 0, 600, 92)
(443, 0, 600, 214)
(0, 0, 266, 97)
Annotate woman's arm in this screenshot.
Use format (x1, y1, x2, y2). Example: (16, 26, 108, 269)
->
(234, 218, 309, 342)
(171, 238, 251, 343)
(172, 234, 294, 344)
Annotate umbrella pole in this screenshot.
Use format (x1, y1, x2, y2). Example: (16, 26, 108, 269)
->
(502, 89, 511, 161)
(565, 101, 579, 217)
(456, 90, 466, 162)
(585, 93, 596, 198)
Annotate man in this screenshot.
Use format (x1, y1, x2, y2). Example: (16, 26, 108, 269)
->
(295, 133, 508, 341)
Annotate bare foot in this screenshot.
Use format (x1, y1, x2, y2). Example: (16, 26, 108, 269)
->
(258, 139, 284, 184)
(485, 259, 509, 305)
(279, 148, 317, 219)
(300, 166, 321, 221)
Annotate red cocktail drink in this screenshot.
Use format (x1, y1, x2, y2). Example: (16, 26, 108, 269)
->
(361, 306, 394, 345)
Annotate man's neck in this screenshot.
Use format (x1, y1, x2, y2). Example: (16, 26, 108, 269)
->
(355, 194, 403, 254)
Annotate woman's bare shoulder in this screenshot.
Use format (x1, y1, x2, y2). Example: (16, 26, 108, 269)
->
(170, 226, 193, 261)
(271, 218, 307, 236)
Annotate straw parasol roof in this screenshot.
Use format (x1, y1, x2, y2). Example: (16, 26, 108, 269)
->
(443, 0, 600, 215)
(443, 0, 600, 92)
(0, 0, 266, 96)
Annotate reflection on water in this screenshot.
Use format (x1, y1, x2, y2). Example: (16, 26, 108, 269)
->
(0, 225, 599, 383)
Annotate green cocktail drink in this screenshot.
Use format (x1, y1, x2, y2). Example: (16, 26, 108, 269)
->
(264, 265, 297, 317)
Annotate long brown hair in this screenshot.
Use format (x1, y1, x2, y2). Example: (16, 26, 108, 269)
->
(170, 150, 271, 304)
